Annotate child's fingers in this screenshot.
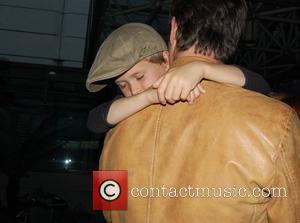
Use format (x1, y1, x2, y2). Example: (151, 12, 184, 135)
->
(197, 83, 206, 93)
(186, 94, 191, 102)
(187, 86, 202, 104)
(180, 86, 190, 101)
(190, 91, 195, 104)
(165, 85, 176, 104)
(157, 75, 171, 105)
(193, 86, 202, 99)
(153, 76, 164, 88)
(172, 84, 182, 102)
(188, 91, 195, 104)
(157, 89, 166, 105)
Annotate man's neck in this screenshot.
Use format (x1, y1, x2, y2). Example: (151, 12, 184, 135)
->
(174, 47, 219, 64)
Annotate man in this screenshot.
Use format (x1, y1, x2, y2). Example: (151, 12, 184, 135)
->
(99, 0, 300, 222)
(85, 23, 269, 134)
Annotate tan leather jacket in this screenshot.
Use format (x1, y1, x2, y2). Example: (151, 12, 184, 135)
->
(100, 56, 300, 223)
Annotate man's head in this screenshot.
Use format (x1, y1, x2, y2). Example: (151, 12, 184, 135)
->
(169, 0, 247, 61)
(86, 23, 169, 95)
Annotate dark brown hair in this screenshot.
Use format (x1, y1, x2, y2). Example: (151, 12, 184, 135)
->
(171, 0, 247, 61)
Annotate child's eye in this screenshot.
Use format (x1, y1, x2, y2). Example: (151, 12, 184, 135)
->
(118, 83, 127, 89)
(136, 74, 144, 80)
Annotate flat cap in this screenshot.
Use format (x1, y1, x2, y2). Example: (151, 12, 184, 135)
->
(86, 23, 167, 92)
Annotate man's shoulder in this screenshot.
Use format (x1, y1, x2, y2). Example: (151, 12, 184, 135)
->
(206, 81, 290, 109)
(113, 81, 295, 133)
(200, 81, 294, 124)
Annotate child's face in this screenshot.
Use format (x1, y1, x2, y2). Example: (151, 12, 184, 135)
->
(115, 58, 169, 97)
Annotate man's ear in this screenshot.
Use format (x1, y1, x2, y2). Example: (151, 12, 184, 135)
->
(169, 17, 178, 64)
(170, 17, 178, 47)
(162, 51, 170, 70)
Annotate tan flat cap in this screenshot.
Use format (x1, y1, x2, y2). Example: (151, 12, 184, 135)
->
(86, 23, 168, 92)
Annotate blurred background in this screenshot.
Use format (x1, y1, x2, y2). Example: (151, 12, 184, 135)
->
(0, 0, 299, 222)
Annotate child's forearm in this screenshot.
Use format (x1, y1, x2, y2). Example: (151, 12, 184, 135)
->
(106, 89, 156, 125)
(202, 63, 246, 87)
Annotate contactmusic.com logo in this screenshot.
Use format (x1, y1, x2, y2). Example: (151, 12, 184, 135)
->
(93, 170, 128, 210)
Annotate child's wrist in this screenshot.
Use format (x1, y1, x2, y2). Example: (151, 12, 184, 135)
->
(189, 61, 208, 81)
(202, 62, 216, 81)
(146, 88, 158, 105)
(141, 89, 154, 105)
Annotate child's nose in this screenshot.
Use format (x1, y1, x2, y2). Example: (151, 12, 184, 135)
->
(131, 87, 142, 96)
(130, 84, 142, 96)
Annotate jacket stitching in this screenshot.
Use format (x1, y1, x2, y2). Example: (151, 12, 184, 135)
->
(146, 106, 163, 223)
(274, 109, 300, 221)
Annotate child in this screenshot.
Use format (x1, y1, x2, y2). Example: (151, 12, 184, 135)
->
(86, 23, 270, 134)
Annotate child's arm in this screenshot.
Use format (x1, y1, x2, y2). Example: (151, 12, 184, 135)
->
(87, 95, 122, 134)
(88, 62, 270, 133)
(236, 65, 270, 95)
(153, 61, 270, 104)
(202, 63, 270, 94)
(87, 90, 159, 133)
(106, 89, 158, 125)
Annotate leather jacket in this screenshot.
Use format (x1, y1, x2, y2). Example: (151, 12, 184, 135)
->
(100, 56, 300, 223)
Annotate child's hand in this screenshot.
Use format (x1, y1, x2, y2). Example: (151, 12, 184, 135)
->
(152, 62, 206, 105)
(143, 86, 202, 106)
(143, 88, 160, 105)
(186, 83, 205, 104)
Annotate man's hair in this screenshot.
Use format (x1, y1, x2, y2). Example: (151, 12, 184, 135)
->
(171, 0, 247, 61)
(145, 52, 166, 64)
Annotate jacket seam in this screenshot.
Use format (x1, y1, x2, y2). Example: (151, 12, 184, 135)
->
(273, 109, 299, 220)
(146, 106, 163, 223)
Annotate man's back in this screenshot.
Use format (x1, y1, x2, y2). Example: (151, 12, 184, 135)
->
(100, 59, 300, 223)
